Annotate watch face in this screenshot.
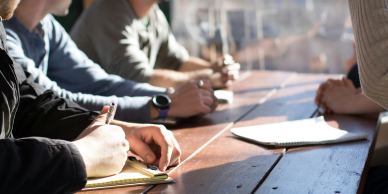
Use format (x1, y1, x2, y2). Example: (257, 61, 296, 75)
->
(153, 94, 171, 109)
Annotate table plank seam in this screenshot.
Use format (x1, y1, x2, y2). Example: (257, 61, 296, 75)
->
(143, 72, 299, 194)
(249, 74, 326, 193)
(168, 122, 234, 175)
(307, 96, 382, 193)
(167, 72, 298, 176)
(248, 73, 302, 194)
(253, 75, 380, 193)
(141, 185, 156, 194)
(234, 72, 298, 124)
(250, 149, 286, 194)
(249, 73, 327, 193)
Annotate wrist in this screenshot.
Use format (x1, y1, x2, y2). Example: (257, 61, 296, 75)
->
(150, 98, 160, 120)
(150, 94, 171, 119)
(166, 94, 177, 118)
(72, 141, 93, 177)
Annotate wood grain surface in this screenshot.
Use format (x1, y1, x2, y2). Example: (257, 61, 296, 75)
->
(233, 73, 337, 129)
(250, 74, 380, 194)
(255, 114, 379, 194)
(77, 71, 294, 194)
(166, 71, 295, 167)
(78, 72, 378, 194)
(147, 73, 339, 194)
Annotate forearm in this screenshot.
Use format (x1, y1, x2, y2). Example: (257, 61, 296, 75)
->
(149, 68, 212, 88)
(178, 57, 211, 71)
(346, 93, 385, 114)
(50, 63, 165, 97)
(77, 95, 155, 123)
(348, 0, 388, 109)
(19, 70, 161, 124)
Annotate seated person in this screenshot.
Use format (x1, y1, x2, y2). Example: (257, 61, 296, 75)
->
(4, 0, 217, 124)
(348, 1, 388, 193)
(70, 0, 240, 89)
(315, 41, 384, 114)
(0, 1, 180, 193)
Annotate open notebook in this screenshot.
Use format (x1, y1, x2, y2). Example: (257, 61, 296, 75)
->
(231, 116, 369, 147)
(83, 157, 173, 190)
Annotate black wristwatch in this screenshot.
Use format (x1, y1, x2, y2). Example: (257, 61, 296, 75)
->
(152, 94, 171, 119)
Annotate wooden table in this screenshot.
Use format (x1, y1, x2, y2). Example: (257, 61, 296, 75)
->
(79, 71, 380, 194)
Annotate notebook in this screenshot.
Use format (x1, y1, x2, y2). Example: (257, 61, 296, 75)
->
(83, 156, 173, 190)
(231, 116, 369, 147)
(214, 90, 234, 104)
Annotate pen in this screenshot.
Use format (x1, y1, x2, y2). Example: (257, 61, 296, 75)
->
(106, 103, 117, 124)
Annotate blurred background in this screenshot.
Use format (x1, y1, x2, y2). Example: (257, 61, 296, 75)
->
(58, 0, 354, 74)
(170, 0, 353, 74)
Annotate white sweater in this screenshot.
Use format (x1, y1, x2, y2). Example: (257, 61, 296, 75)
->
(349, 0, 388, 109)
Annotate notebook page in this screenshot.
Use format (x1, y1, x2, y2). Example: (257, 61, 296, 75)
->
(231, 116, 369, 147)
(86, 161, 168, 188)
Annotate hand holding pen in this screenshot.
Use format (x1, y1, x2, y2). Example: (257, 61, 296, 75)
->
(73, 105, 129, 177)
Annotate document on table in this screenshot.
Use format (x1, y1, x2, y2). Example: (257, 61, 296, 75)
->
(231, 116, 369, 147)
(214, 90, 234, 104)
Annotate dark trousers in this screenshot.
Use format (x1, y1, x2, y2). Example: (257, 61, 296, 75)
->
(364, 165, 388, 194)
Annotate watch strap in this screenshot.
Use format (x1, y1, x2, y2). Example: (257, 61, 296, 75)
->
(158, 109, 169, 119)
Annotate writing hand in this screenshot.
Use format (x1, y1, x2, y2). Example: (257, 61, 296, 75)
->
(73, 106, 129, 177)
